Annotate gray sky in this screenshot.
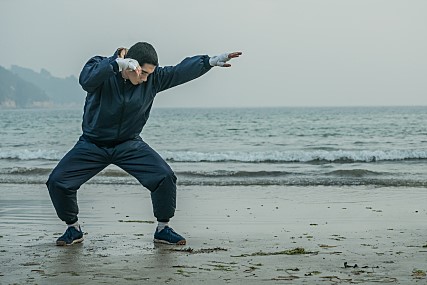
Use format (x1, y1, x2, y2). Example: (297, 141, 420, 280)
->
(1, 0, 426, 107)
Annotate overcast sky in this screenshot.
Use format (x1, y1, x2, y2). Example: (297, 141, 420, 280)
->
(1, 0, 426, 108)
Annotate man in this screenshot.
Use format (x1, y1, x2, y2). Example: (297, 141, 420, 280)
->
(46, 42, 242, 246)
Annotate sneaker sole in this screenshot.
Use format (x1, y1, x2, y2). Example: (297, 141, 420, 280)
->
(153, 238, 186, 245)
(56, 237, 84, 246)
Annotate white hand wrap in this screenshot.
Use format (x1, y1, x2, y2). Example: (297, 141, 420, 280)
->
(209, 53, 231, 67)
(115, 58, 139, 71)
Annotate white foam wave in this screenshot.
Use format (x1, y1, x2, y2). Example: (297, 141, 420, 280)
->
(0, 149, 62, 160)
(1, 148, 426, 163)
(161, 150, 427, 163)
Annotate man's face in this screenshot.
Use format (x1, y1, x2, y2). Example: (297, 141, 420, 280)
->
(124, 63, 156, 85)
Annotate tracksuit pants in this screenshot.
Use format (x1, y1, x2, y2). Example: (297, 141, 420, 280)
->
(46, 136, 177, 224)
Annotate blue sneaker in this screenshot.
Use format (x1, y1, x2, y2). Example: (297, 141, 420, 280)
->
(56, 226, 84, 246)
(154, 226, 186, 245)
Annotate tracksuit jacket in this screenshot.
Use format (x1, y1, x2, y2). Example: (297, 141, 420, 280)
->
(80, 51, 212, 146)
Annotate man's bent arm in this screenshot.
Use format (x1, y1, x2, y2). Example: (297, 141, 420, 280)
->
(79, 55, 119, 93)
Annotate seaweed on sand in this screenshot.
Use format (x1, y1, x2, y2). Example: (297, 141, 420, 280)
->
(232, 247, 317, 257)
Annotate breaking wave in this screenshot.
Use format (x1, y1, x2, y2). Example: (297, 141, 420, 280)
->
(1, 149, 427, 163)
(1, 167, 425, 188)
(161, 150, 427, 163)
(0, 149, 61, 160)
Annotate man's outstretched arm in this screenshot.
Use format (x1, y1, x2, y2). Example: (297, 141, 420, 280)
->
(154, 51, 243, 93)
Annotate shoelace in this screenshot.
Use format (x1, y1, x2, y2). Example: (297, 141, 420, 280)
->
(163, 227, 177, 235)
(165, 228, 182, 240)
(63, 227, 79, 239)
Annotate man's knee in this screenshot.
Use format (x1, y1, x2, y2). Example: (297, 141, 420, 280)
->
(165, 168, 177, 183)
(46, 169, 61, 191)
(46, 167, 78, 194)
(147, 167, 176, 192)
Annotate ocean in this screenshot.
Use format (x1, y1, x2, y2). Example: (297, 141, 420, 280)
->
(0, 106, 426, 188)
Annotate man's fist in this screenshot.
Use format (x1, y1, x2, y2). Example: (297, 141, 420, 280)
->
(115, 58, 139, 72)
(117, 47, 128, 59)
(209, 52, 242, 67)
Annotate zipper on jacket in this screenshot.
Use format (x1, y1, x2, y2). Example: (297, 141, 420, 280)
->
(116, 79, 126, 140)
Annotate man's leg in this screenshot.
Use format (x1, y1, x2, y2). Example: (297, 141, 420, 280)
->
(113, 138, 185, 244)
(47, 137, 109, 226)
(113, 138, 177, 221)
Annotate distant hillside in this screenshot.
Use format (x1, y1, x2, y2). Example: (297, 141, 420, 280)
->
(0, 66, 51, 108)
(10, 65, 85, 106)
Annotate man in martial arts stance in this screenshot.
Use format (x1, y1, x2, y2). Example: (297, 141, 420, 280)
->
(47, 42, 242, 245)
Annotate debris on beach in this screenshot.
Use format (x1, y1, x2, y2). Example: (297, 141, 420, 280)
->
(168, 247, 228, 254)
(318, 244, 338, 248)
(271, 275, 299, 281)
(118, 219, 155, 224)
(232, 247, 317, 257)
(208, 263, 234, 272)
(305, 271, 321, 276)
(320, 276, 351, 282)
(412, 269, 426, 278)
(344, 262, 358, 268)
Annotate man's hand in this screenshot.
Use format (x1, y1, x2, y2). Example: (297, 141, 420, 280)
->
(209, 52, 242, 67)
(117, 47, 128, 59)
(115, 58, 139, 72)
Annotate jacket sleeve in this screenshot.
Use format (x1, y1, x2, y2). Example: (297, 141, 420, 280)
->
(79, 55, 119, 93)
(153, 55, 212, 93)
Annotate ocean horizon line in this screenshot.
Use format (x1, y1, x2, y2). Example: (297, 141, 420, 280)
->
(1, 104, 426, 111)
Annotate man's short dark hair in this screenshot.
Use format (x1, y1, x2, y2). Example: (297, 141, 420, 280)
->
(126, 42, 158, 66)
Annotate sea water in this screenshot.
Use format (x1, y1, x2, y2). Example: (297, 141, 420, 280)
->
(0, 106, 426, 187)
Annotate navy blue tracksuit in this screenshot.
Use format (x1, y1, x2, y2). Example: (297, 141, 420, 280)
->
(47, 51, 212, 224)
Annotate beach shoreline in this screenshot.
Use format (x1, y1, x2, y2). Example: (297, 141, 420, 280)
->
(1, 183, 426, 284)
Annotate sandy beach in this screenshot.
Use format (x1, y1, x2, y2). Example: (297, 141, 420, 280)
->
(1, 183, 426, 284)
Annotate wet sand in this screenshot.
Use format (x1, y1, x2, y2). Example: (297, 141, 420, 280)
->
(1, 183, 426, 284)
